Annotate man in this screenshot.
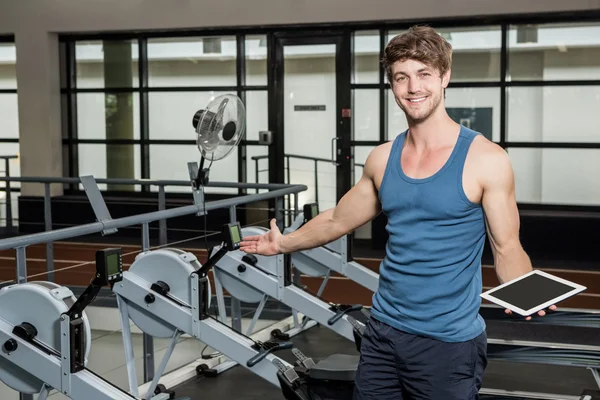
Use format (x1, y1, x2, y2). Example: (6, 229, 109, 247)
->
(240, 25, 554, 399)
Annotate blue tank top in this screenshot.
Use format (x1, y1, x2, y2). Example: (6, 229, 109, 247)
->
(371, 125, 486, 343)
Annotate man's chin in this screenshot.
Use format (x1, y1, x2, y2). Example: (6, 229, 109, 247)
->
(406, 111, 431, 124)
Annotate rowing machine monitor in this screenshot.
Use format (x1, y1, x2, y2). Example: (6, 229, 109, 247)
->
(96, 248, 123, 286)
(303, 203, 319, 223)
(224, 222, 242, 250)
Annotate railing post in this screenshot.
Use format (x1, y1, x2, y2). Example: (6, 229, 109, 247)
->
(16, 246, 27, 284)
(314, 160, 319, 205)
(158, 185, 167, 246)
(44, 183, 54, 282)
(275, 197, 284, 232)
(286, 156, 291, 226)
(294, 193, 299, 219)
(229, 205, 242, 333)
(5, 157, 12, 231)
(141, 222, 154, 383)
(254, 158, 259, 194)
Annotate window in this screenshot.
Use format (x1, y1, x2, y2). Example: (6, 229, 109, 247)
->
(445, 87, 501, 142)
(77, 92, 140, 140)
(505, 22, 600, 207)
(148, 91, 235, 140)
(0, 93, 19, 139)
(59, 19, 600, 210)
(508, 22, 600, 81)
(353, 30, 380, 84)
(353, 89, 380, 141)
(245, 90, 268, 141)
(386, 89, 408, 140)
(64, 33, 263, 192)
(507, 86, 600, 143)
(246, 145, 269, 189)
(75, 40, 138, 89)
(147, 37, 237, 87)
(0, 40, 20, 223)
(246, 35, 267, 86)
(509, 148, 600, 205)
(78, 144, 142, 191)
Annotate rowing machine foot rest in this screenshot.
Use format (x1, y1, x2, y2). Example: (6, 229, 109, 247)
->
(581, 389, 600, 399)
(306, 354, 359, 400)
(309, 354, 359, 381)
(276, 354, 359, 400)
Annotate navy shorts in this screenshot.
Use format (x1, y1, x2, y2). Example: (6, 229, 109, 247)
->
(353, 317, 488, 400)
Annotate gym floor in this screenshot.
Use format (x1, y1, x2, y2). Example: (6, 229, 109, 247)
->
(0, 308, 597, 399)
(171, 319, 598, 400)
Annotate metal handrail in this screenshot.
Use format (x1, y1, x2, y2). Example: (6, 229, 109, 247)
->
(250, 153, 365, 209)
(0, 176, 307, 391)
(0, 181, 306, 251)
(0, 176, 296, 189)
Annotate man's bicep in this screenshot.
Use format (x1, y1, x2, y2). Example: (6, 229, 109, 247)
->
(332, 174, 381, 233)
(481, 150, 521, 254)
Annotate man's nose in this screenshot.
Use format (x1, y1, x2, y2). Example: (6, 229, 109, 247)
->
(408, 78, 420, 93)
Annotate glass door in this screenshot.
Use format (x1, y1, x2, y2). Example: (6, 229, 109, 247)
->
(270, 33, 352, 219)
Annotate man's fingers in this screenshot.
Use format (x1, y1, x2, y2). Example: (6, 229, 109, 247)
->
(241, 235, 260, 242)
(537, 310, 546, 317)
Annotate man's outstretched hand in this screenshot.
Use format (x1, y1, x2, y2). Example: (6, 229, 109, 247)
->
(505, 305, 557, 321)
(239, 219, 283, 256)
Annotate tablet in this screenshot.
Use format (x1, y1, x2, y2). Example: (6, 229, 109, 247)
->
(480, 270, 587, 316)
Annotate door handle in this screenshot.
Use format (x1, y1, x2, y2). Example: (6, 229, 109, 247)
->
(331, 137, 340, 166)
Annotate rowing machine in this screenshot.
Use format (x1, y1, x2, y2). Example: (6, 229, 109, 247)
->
(0, 249, 174, 400)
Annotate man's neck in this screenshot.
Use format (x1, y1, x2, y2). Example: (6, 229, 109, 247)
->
(405, 112, 459, 153)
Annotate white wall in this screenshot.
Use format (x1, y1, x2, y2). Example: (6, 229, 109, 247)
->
(3, 0, 600, 34)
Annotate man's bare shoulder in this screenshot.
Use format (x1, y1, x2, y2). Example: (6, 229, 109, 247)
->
(364, 141, 394, 177)
(468, 134, 513, 187)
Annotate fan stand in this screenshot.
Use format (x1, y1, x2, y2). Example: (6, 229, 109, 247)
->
(187, 157, 209, 215)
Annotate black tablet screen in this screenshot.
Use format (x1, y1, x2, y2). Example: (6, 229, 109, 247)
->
(490, 273, 575, 311)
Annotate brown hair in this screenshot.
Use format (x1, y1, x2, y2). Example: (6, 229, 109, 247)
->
(382, 25, 452, 83)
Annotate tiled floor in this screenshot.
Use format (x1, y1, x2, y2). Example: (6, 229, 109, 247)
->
(0, 317, 279, 399)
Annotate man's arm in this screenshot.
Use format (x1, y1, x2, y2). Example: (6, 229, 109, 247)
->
(278, 147, 384, 254)
(480, 145, 532, 284)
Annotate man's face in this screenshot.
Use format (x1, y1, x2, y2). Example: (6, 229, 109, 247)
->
(389, 58, 450, 123)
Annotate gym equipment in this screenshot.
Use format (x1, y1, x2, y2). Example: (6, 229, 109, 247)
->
(210, 227, 367, 343)
(275, 350, 358, 400)
(112, 222, 363, 400)
(108, 93, 365, 399)
(188, 94, 365, 343)
(284, 203, 379, 293)
(113, 223, 297, 395)
(0, 248, 176, 400)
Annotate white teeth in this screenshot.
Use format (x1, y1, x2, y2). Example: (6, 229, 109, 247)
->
(409, 97, 426, 103)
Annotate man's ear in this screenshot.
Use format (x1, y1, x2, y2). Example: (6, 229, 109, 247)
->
(441, 68, 451, 88)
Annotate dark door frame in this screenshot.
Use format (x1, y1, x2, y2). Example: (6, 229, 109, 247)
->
(267, 31, 353, 211)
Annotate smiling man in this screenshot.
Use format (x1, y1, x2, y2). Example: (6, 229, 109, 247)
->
(240, 25, 548, 399)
